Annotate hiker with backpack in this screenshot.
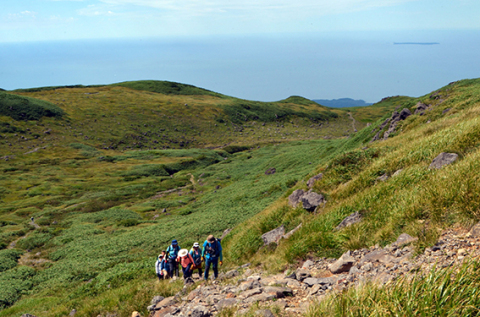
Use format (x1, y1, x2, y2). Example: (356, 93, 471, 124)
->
(166, 239, 180, 278)
(189, 242, 203, 278)
(201, 235, 223, 281)
(155, 251, 168, 280)
(177, 249, 195, 281)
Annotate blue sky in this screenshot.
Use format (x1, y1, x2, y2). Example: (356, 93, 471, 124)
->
(1, 1, 480, 102)
(2, 0, 480, 43)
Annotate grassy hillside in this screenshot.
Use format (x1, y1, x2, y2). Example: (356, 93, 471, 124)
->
(1, 78, 479, 316)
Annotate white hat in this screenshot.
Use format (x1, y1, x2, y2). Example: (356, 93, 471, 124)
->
(178, 249, 189, 257)
(193, 242, 199, 247)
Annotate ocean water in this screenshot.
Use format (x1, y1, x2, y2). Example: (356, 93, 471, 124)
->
(1, 30, 479, 102)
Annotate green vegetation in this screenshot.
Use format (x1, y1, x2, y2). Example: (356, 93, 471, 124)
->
(0, 92, 64, 120)
(1, 78, 480, 316)
(307, 260, 480, 316)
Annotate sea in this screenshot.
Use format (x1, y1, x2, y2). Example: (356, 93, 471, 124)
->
(1, 30, 479, 103)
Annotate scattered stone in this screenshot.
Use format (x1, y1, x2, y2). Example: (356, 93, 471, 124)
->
(429, 152, 458, 169)
(288, 189, 305, 208)
(255, 309, 275, 317)
(329, 251, 355, 274)
(300, 191, 325, 212)
(302, 260, 315, 269)
(392, 233, 418, 247)
(335, 211, 363, 231)
(265, 168, 276, 175)
(261, 225, 285, 245)
(307, 173, 323, 188)
(468, 222, 480, 237)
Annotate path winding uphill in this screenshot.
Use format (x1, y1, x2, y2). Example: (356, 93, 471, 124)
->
(145, 224, 480, 316)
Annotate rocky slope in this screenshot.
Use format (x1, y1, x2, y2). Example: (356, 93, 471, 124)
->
(144, 222, 480, 317)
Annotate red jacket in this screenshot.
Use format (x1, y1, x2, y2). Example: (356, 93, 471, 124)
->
(177, 253, 194, 268)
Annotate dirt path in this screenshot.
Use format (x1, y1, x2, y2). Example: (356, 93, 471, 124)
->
(347, 112, 357, 132)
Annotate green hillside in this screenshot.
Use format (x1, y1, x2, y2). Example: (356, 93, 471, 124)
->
(0, 78, 479, 316)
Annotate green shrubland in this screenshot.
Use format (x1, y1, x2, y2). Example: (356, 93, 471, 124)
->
(1, 78, 480, 315)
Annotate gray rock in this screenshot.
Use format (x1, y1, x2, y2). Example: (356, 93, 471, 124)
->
(69, 309, 77, 316)
(244, 293, 276, 303)
(156, 296, 176, 308)
(261, 225, 285, 245)
(241, 288, 263, 298)
(335, 211, 363, 231)
(255, 309, 275, 317)
(225, 269, 239, 279)
(359, 250, 395, 265)
(21, 315, 37, 317)
(215, 298, 238, 311)
(392, 169, 403, 177)
(302, 260, 315, 269)
(414, 102, 429, 115)
(265, 168, 276, 175)
(300, 191, 325, 212)
(151, 295, 165, 306)
(263, 286, 293, 298)
(221, 228, 232, 240)
(329, 251, 355, 274)
(283, 223, 302, 239)
(192, 307, 211, 317)
(392, 233, 418, 247)
(288, 189, 305, 208)
(295, 268, 311, 281)
(307, 173, 323, 188)
(469, 222, 480, 237)
(376, 174, 389, 182)
(303, 277, 337, 287)
(429, 152, 458, 169)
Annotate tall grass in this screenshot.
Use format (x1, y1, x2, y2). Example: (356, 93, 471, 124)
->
(307, 260, 480, 317)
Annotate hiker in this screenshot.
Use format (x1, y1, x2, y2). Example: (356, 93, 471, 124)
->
(202, 235, 223, 281)
(177, 248, 195, 280)
(166, 239, 180, 278)
(155, 251, 168, 280)
(189, 242, 203, 278)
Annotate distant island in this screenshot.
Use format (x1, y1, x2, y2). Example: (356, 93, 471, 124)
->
(312, 98, 373, 108)
(394, 42, 440, 45)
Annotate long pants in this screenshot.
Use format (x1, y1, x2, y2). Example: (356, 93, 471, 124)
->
(182, 263, 192, 279)
(168, 259, 179, 277)
(204, 257, 218, 280)
(193, 265, 203, 278)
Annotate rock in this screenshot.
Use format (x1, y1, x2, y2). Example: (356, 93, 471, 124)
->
(303, 277, 337, 287)
(151, 295, 165, 306)
(192, 306, 211, 317)
(335, 211, 363, 231)
(261, 225, 285, 245)
(255, 309, 275, 317)
(398, 108, 412, 121)
(392, 169, 403, 177)
(156, 296, 176, 308)
(225, 269, 239, 279)
(300, 191, 325, 212)
(307, 173, 323, 188)
(329, 251, 355, 274)
(295, 268, 311, 281)
(359, 249, 395, 265)
(414, 102, 429, 115)
(376, 174, 389, 182)
(302, 260, 315, 269)
(263, 286, 293, 298)
(392, 233, 418, 247)
(244, 293, 276, 303)
(429, 152, 458, 169)
(239, 279, 261, 291)
(21, 314, 38, 317)
(288, 189, 305, 208)
(241, 288, 263, 298)
(215, 298, 238, 311)
(265, 168, 276, 175)
(442, 108, 451, 114)
(220, 228, 232, 240)
(469, 222, 480, 237)
(283, 223, 302, 239)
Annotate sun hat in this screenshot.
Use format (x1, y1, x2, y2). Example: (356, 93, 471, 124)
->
(193, 242, 199, 247)
(158, 254, 163, 259)
(207, 235, 215, 243)
(178, 249, 189, 257)
(172, 239, 178, 245)
(132, 311, 141, 317)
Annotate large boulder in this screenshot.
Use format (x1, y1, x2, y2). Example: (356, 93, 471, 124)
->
(429, 152, 458, 169)
(414, 102, 429, 115)
(288, 189, 305, 208)
(261, 225, 285, 245)
(300, 191, 325, 212)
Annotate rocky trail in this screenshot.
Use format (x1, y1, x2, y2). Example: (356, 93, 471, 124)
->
(146, 223, 480, 317)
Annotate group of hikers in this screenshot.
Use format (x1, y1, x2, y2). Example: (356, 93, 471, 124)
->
(155, 234, 223, 282)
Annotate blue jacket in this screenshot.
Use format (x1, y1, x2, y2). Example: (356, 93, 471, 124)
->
(201, 239, 223, 261)
(155, 258, 167, 274)
(166, 244, 180, 260)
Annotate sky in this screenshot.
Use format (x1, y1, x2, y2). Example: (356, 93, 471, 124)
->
(1, 1, 480, 102)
